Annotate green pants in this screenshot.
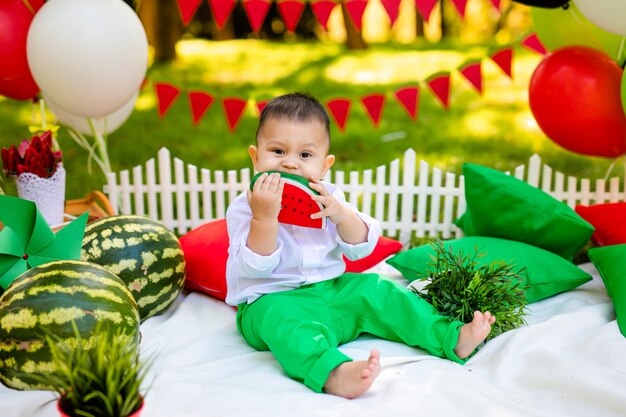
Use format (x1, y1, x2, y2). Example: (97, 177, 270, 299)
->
(236, 273, 465, 393)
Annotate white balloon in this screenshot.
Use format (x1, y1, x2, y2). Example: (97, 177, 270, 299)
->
(573, 0, 626, 36)
(27, 0, 148, 118)
(45, 92, 139, 136)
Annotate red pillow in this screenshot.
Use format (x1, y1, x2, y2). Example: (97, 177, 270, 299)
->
(179, 219, 229, 300)
(344, 236, 404, 272)
(179, 219, 403, 301)
(575, 202, 624, 246)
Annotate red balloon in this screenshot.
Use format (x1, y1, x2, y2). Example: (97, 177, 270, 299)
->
(529, 46, 626, 158)
(0, 0, 44, 100)
(0, 71, 40, 101)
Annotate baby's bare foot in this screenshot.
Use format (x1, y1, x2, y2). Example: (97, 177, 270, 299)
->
(323, 349, 381, 399)
(454, 311, 495, 359)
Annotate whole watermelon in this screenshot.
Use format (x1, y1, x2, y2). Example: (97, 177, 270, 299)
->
(0, 260, 140, 390)
(81, 215, 186, 321)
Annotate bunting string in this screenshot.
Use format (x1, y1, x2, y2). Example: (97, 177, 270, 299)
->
(153, 31, 547, 132)
(176, 0, 505, 31)
(164, 0, 548, 131)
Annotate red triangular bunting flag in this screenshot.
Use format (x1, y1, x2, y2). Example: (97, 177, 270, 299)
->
(176, 0, 202, 26)
(278, 0, 306, 32)
(426, 72, 451, 110)
(326, 98, 351, 133)
(360, 94, 386, 128)
(256, 99, 269, 117)
(381, 0, 401, 26)
(243, 0, 272, 32)
(490, 46, 513, 78)
(208, 0, 236, 29)
(154, 82, 181, 119)
(188, 91, 214, 126)
(458, 60, 482, 95)
(521, 33, 547, 55)
(344, 0, 368, 31)
(489, 0, 501, 12)
(393, 86, 419, 121)
(311, 0, 337, 31)
(415, 0, 437, 23)
(222, 97, 247, 132)
(450, 0, 467, 18)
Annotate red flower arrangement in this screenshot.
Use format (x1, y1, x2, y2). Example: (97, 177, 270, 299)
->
(1, 131, 62, 179)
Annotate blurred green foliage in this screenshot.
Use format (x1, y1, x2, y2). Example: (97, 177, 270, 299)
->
(0, 38, 617, 200)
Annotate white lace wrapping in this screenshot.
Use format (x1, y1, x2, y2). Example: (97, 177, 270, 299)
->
(16, 164, 66, 226)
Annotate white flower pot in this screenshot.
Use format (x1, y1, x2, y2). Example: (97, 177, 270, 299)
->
(16, 164, 66, 226)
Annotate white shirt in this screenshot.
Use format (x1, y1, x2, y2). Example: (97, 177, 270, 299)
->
(225, 182, 381, 306)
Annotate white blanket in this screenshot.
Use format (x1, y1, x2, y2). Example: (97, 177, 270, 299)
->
(2, 262, 626, 417)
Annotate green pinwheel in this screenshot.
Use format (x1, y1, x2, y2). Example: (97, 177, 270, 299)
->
(0, 195, 89, 291)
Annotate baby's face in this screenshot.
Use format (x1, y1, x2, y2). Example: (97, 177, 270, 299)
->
(250, 117, 334, 181)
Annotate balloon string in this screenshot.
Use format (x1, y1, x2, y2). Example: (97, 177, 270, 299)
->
(66, 128, 106, 176)
(40, 99, 62, 151)
(604, 155, 625, 182)
(618, 37, 626, 67)
(21, 0, 35, 15)
(39, 100, 47, 130)
(88, 119, 112, 176)
(567, 6, 604, 52)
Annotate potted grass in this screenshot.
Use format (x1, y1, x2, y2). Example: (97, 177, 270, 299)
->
(409, 239, 529, 340)
(37, 322, 152, 417)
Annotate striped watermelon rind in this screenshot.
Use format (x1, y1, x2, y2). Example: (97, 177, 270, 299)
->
(0, 260, 140, 390)
(250, 171, 326, 229)
(81, 215, 186, 321)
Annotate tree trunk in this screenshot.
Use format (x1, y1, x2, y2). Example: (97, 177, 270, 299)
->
(415, 8, 424, 37)
(493, 2, 514, 35)
(341, 2, 367, 50)
(212, 17, 236, 40)
(137, 0, 182, 62)
(440, 0, 449, 39)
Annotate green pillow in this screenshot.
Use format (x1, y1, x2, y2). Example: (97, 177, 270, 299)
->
(386, 236, 592, 303)
(454, 163, 594, 259)
(588, 245, 626, 337)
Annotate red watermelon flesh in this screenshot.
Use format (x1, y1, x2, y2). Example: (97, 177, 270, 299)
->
(250, 171, 326, 229)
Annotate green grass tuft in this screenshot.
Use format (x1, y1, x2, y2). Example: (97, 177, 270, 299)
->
(33, 322, 151, 417)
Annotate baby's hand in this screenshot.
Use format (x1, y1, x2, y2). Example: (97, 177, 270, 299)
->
(308, 178, 351, 225)
(247, 172, 284, 222)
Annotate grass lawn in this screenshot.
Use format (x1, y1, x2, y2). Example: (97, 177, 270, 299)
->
(0, 38, 618, 199)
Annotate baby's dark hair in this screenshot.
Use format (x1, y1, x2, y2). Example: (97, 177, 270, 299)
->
(256, 92, 331, 141)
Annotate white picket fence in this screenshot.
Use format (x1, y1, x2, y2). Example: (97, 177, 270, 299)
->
(103, 147, 626, 244)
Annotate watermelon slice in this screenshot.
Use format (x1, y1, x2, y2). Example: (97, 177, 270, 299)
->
(250, 171, 327, 229)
